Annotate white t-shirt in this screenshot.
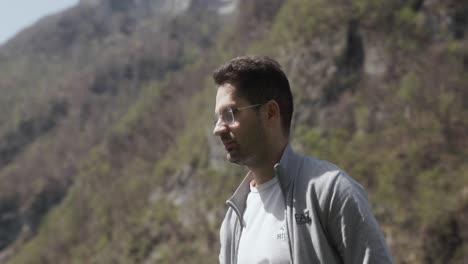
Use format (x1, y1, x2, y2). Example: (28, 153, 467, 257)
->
(237, 176, 291, 264)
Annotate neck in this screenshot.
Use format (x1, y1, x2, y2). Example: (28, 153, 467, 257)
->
(249, 140, 288, 186)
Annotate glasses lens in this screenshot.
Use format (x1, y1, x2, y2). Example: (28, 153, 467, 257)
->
(222, 108, 234, 125)
(214, 108, 235, 126)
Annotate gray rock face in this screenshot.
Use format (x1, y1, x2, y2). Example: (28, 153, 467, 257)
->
(0, 198, 21, 252)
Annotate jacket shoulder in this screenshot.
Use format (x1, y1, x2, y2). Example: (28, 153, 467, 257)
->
(299, 155, 342, 185)
(297, 155, 367, 206)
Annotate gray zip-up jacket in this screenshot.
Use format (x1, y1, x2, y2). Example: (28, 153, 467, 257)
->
(219, 145, 393, 263)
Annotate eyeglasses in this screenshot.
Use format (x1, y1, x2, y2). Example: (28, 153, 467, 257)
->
(214, 104, 262, 127)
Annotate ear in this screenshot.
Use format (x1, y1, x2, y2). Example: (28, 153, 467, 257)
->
(264, 100, 281, 121)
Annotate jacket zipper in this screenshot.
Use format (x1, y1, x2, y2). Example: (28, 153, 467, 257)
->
(228, 201, 244, 264)
(234, 217, 243, 264)
(285, 196, 294, 264)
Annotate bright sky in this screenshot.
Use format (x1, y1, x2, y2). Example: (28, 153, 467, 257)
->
(0, 0, 79, 45)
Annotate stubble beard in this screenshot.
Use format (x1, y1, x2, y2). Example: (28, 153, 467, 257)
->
(226, 147, 246, 165)
(227, 154, 244, 165)
(224, 115, 267, 167)
(226, 139, 264, 167)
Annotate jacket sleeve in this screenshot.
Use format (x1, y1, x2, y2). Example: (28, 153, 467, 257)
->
(326, 172, 394, 264)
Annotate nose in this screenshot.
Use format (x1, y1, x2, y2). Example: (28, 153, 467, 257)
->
(213, 122, 228, 136)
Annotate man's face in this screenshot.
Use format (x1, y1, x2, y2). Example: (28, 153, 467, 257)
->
(213, 83, 267, 166)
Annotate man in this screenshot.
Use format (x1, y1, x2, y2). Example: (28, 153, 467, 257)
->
(212, 56, 393, 264)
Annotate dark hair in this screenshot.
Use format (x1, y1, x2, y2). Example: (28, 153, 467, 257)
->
(213, 56, 294, 136)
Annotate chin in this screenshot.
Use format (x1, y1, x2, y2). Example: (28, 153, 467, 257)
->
(227, 153, 244, 165)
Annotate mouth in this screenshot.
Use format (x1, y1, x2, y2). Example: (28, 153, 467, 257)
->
(222, 140, 236, 152)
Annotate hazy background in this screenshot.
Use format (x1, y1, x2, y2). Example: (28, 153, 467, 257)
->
(0, 0, 467, 263)
(0, 0, 78, 44)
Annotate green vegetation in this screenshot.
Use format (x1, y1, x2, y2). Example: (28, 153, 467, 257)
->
(1, 0, 468, 263)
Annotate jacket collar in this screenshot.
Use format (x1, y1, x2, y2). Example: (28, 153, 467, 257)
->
(275, 144, 294, 199)
(226, 144, 300, 219)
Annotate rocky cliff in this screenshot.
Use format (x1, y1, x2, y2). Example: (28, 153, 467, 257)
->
(0, 0, 467, 263)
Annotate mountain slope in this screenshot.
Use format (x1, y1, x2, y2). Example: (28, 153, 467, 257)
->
(0, 0, 225, 261)
(1, 0, 467, 263)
